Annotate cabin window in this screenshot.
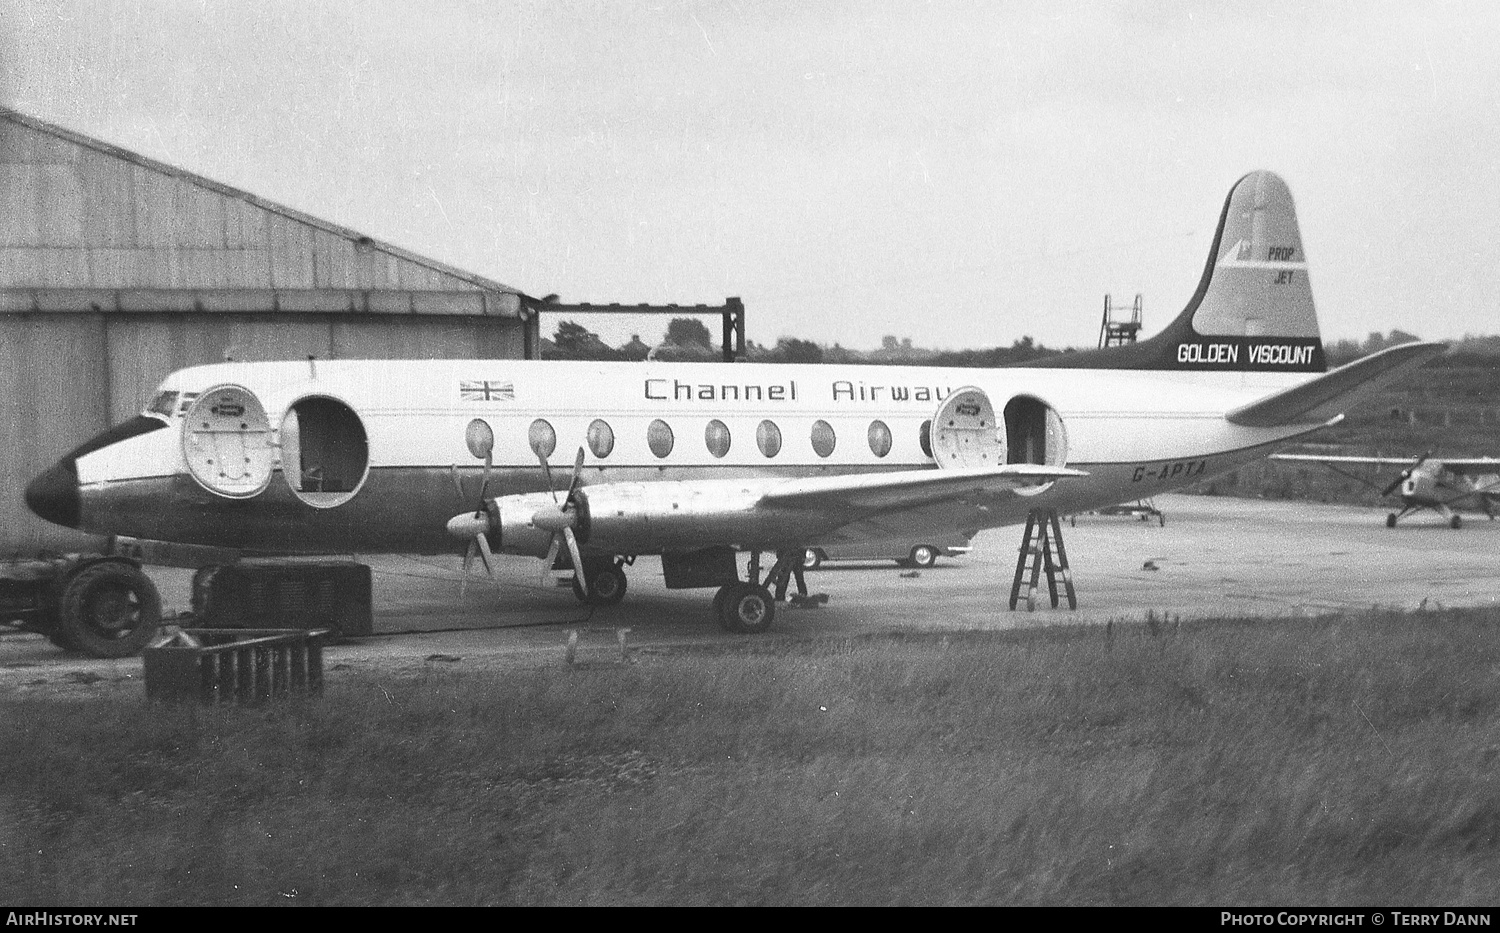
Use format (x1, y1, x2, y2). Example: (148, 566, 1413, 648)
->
(705, 419, 731, 458)
(528, 419, 557, 459)
(919, 419, 933, 459)
(756, 420, 782, 458)
(466, 419, 494, 458)
(145, 390, 178, 418)
(811, 420, 836, 458)
(868, 420, 893, 458)
(647, 419, 675, 458)
(587, 419, 614, 458)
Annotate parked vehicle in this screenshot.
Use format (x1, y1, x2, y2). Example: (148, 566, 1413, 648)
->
(802, 534, 974, 570)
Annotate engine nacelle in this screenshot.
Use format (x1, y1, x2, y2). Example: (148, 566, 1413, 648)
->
(570, 479, 808, 555)
(489, 492, 571, 557)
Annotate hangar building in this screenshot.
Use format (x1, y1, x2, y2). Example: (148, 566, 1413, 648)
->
(0, 109, 540, 555)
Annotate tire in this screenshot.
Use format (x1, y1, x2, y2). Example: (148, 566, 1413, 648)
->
(908, 545, 938, 569)
(576, 561, 628, 606)
(712, 584, 735, 622)
(716, 583, 776, 634)
(58, 562, 162, 659)
(1386, 513, 1398, 528)
(802, 549, 824, 571)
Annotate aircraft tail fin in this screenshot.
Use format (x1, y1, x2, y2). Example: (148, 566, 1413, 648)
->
(1225, 340, 1446, 427)
(1033, 170, 1326, 373)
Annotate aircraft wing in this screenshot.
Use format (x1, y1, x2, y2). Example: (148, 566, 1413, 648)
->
(759, 463, 1086, 514)
(1271, 454, 1500, 475)
(1433, 458, 1500, 475)
(1269, 454, 1424, 468)
(1226, 341, 1447, 428)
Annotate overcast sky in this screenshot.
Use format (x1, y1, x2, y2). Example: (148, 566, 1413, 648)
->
(2, 1, 1496, 352)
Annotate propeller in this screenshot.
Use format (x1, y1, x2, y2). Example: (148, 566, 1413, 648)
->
(1380, 450, 1431, 498)
(446, 419, 499, 597)
(535, 447, 588, 594)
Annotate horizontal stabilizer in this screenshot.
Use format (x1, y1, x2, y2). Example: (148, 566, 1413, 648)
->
(760, 463, 1086, 513)
(1272, 453, 1500, 475)
(1226, 341, 1446, 428)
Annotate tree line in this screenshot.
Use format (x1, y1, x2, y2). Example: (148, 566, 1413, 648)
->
(545, 318, 1496, 368)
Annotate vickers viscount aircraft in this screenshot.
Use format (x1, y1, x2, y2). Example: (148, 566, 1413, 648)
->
(25, 170, 1445, 646)
(1269, 452, 1500, 528)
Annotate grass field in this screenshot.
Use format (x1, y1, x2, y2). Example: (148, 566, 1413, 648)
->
(3, 608, 1499, 906)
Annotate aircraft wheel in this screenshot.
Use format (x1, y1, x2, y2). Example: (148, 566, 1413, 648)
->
(574, 560, 628, 606)
(1450, 515, 1462, 530)
(908, 545, 939, 568)
(58, 562, 162, 658)
(802, 549, 824, 571)
(1386, 513, 1398, 528)
(716, 583, 776, 634)
(712, 584, 736, 622)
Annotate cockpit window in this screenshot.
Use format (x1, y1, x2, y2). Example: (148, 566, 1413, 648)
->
(145, 391, 178, 418)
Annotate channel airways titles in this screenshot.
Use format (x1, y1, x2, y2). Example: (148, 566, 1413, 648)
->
(643, 377, 956, 404)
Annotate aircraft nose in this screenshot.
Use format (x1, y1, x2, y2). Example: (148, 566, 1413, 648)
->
(25, 459, 81, 528)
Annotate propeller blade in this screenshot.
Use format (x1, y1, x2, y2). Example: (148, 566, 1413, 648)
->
(1382, 450, 1434, 498)
(455, 419, 500, 599)
(563, 527, 587, 595)
(450, 464, 466, 502)
(474, 534, 494, 574)
(540, 535, 562, 586)
(475, 535, 500, 593)
(538, 450, 557, 502)
(564, 447, 586, 503)
(474, 450, 492, 517)
(460, 539, 476, 599)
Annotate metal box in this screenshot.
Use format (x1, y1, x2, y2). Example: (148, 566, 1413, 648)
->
(660, 546, 739, 590)
(192, 560, 373, 636)
(144, 628, 327, 704)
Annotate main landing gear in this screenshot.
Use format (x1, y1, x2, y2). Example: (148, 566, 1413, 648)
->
(713, 550, 808, 634)
(1385, 506, 1463, 529)
(567, 556, 632, 606)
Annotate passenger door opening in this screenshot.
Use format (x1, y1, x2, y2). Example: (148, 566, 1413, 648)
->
(279, 396, 370, 507)
(1003, 395, 1068, 466)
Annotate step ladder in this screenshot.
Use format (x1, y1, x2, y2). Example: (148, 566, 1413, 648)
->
(1009, 509, 1077, 611)
(1098, 294, 1143, 348)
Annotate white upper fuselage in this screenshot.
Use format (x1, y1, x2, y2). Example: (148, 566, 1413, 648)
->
(69, 357, 1319, 556)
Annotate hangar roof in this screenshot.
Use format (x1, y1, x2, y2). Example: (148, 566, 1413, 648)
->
(0, 108, 530, 317)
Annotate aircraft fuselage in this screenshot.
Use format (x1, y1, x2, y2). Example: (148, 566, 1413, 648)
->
(30, 358, 1317, 556)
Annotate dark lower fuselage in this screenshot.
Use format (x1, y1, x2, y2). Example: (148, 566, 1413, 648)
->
(69, 447, 1281, 557)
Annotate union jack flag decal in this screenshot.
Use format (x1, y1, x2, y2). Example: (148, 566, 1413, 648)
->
(460, 380, 515, 402)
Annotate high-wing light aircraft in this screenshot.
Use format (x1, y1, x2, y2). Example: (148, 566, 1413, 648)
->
(25, 171, 1445, 639)
(1269, 452, 1500, 528)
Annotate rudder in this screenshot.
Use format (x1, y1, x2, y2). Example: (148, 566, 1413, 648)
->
(1033, 170, 1326, 373)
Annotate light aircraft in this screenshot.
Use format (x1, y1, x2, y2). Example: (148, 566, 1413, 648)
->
(25, 170, 1445, 636)
(1269, 451, 1500, 528)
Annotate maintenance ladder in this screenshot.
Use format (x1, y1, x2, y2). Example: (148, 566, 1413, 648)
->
(1009, 509, 1077, 611)
(1099, 294, 1143, 348)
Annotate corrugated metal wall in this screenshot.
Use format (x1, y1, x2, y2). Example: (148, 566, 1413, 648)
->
(0, 110, 536, 555)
